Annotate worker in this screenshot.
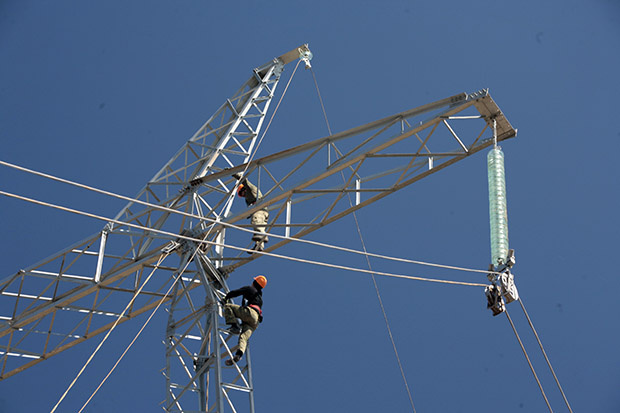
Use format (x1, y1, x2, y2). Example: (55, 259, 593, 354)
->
(233, 173, 269, 253)
(221, 275, 267, 366)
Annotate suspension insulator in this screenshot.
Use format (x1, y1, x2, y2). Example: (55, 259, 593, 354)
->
(487, 146, 509, 267)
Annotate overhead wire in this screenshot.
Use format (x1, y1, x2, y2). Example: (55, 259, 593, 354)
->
(505, 307, 553, 413)
(518, 297, 573, 413)
(0, 159, 495, 278)
(0, 189, 487, 288)
(311, 66, 417, 413)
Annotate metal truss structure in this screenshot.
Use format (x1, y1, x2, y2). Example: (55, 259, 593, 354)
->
(0, 44, 516, 412)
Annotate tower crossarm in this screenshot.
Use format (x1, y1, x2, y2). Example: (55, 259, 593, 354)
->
(189, 90, 516, 270)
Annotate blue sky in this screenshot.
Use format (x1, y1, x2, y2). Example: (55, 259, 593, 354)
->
(1, 1, 619, 412)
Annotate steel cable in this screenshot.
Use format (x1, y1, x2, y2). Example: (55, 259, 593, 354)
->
(0, 160, 495, 278)
(0, 189, 486, 288)
(311, 66, 417, 413)
(505, 308, 553, 413)
(518, 298, 573, 413)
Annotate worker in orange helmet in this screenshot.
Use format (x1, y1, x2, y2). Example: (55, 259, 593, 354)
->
(232, 173, 269, 253)
(221, 275, 267, 366)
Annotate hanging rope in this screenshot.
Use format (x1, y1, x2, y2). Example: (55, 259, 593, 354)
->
(518, 298, 573, 412)
(311, 66, 417, 413)
(311, 68, 332, 136)
(504, 308, 553, 413)
(51, 253, 170, 412)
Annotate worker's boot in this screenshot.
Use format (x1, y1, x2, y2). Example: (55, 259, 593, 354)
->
(225, 351, 243, 366)
(226, 323, 241, 335)
(246, 241, 264, 254)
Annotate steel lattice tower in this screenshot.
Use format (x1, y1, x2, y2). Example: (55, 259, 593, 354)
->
(0, 45, 516, 412)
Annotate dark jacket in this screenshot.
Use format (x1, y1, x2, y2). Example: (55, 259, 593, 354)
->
(225, 283, 263, 309)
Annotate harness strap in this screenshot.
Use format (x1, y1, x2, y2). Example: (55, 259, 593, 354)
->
(248, 304, 262, 315)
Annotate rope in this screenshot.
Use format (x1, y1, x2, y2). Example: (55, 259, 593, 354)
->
(311, 68, 332, 136)
(0, 173, 495, 278)
(504, 308, 553, 413)
(351, 209, 417, 412)
(518, 298, 573, 412)
(311, 66, 417, 412)
(51, 253, 170, 412)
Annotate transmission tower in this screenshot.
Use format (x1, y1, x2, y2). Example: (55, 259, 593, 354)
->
(0, 45, 516, 412)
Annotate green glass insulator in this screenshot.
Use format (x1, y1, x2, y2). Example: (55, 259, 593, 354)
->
(488, 147, 509, 266)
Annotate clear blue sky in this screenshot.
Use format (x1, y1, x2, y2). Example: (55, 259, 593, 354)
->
(1, 1, 619, 412)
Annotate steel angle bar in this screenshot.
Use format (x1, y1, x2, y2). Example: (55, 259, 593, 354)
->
(442, 119, 468, 152)
(0, 248, 166, 335)
(327, 118, 400, 171)
(367, 152, 466, 157)
(1, 285, 175, 379)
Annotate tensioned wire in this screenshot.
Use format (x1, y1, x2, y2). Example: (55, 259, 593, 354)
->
(311, 66, 417, 413)
(0, 159, 497, 278)
(0, 189, 487, 288)
(518, 298, 573, 412)
(505, 307, 554, 412)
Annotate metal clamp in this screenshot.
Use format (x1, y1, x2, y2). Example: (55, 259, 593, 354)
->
(485, 249, 518, 315)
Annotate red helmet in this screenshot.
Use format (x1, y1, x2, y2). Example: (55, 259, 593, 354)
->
(253, 275, 267, 288)
(237, 183, 246, 197)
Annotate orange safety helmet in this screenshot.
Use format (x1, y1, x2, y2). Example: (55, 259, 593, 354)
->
(253, 275, 267, 288)
(237, 183, 246, 197)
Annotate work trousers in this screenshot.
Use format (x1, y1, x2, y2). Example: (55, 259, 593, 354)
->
(250, 210, 269, 242)
(223, 304, 259, 354)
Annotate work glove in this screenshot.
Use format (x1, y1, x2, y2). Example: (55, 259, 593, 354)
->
(232, 173, 242, 180)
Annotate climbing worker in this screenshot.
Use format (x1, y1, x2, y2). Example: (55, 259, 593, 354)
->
(221, 275, 267, 366)
(232, 173, 269, 253)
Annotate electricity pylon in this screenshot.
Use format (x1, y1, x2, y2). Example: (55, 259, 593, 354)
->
(0, 44, 516, 412)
